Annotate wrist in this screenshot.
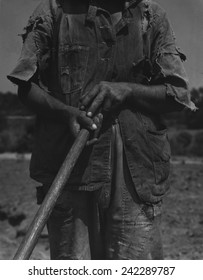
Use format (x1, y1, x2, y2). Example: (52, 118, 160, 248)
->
(64, 105, 76, 120)
(124, 83, 134, 102)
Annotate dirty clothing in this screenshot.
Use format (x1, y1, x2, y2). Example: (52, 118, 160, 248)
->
(8, 0, 195, 203)
(39, 123, 163, 260)
(8, 0, 195, 259)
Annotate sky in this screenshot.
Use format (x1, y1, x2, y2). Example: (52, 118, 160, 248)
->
(0, 0, 203, 93)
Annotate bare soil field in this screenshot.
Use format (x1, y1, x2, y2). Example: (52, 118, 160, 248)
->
(0, 156, 202, 260)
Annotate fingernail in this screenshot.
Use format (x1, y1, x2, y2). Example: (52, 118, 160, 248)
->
(87, 112, 93, 117)
(92, 124, 97, 130)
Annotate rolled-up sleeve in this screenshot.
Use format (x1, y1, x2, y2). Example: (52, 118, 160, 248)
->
(7, 3, 53, 88)
(151, 10, 197, 111)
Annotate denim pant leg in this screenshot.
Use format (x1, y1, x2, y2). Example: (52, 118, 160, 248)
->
(38, 186, 105, 260)
(42, 188, 91, 260)
(104, 123, 163, 260)
(36, 122, 163, 260)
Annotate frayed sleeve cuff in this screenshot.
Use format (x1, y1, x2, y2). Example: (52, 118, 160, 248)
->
(7, 57, 37, 85)
(165, 83, 198, 111)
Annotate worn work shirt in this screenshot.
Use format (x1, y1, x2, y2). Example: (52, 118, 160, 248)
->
(8, 0, 196, 203)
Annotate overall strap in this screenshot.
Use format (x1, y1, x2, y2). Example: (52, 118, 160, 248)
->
(53, 1, 63, 50)
(50, 1, 63, 94)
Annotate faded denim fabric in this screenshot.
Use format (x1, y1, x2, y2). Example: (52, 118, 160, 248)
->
(8, 0, 196, 203)
(39, 123, 163, 260)
(46, 182, 163, 259)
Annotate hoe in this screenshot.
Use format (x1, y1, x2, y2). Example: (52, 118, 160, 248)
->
(13, 128, 90, 259)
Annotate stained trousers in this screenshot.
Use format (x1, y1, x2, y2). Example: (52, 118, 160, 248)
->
(38, 124, 163, 260)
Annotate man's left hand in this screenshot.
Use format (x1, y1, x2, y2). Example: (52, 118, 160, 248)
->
(80, 82, 131, 117)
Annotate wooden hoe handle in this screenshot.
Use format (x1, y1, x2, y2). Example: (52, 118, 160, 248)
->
(13, 129, 90, 260)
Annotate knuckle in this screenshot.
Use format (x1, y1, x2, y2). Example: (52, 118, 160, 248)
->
(93, 116, 98, 122)
(87, 118, 93, 126)
(80, 111, 86, 118)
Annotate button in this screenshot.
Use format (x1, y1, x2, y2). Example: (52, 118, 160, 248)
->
(99, 25, 108, 29)
(100, 58, 110, 62)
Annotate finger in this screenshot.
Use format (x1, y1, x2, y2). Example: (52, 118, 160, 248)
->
(93, 113, 103, 138)
(87, 91, 106, 117)
(103, 98, 112, 112)
(79, 112, 97, 131)
(93, 113, 103, 126)
(86, 138, 98, 146)
(86, 113, 103, 146)
(93, 129, 100, 140)
(80, 84, 100, 109)
(80, 105, 86, 111)
(93, 113, 103, 129)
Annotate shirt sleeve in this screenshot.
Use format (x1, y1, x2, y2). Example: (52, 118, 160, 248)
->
(7, 2, 53, 90)
(151, 9, 197, 111)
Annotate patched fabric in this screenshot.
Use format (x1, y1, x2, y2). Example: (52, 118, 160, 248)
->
(7, 0, 196, 203)
(148, 8, 197, 111)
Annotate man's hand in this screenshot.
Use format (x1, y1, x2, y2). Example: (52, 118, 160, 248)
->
(80, 82, 131, 117)
(67, 107, 97, 139)
(18, 82, 102, 145)
(67, 107, 103, 145)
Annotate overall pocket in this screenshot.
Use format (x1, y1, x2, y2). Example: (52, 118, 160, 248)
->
(60, 45, 89, 95)
(147, 129, 171, 184)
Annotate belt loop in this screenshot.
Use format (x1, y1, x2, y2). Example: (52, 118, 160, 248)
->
(86, 5, 97, 22)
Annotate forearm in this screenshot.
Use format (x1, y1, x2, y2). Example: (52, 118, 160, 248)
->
(126, 83, 183, 114)
(18, 82, 97, 136)
(18, 82, 71, 122)
(81, 81, 184, 117)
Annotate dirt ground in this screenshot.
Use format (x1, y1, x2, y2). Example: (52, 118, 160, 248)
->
(0, 155, 202, 260)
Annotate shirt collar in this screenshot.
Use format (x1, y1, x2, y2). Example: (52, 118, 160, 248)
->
(86, 0, 143, 23)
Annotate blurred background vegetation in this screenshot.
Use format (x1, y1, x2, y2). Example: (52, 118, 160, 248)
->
(0, 88, 203, 156)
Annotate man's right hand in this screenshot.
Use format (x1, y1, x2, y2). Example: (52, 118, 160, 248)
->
(67, 107, 103, 145)
(67, 107, 97, 139)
